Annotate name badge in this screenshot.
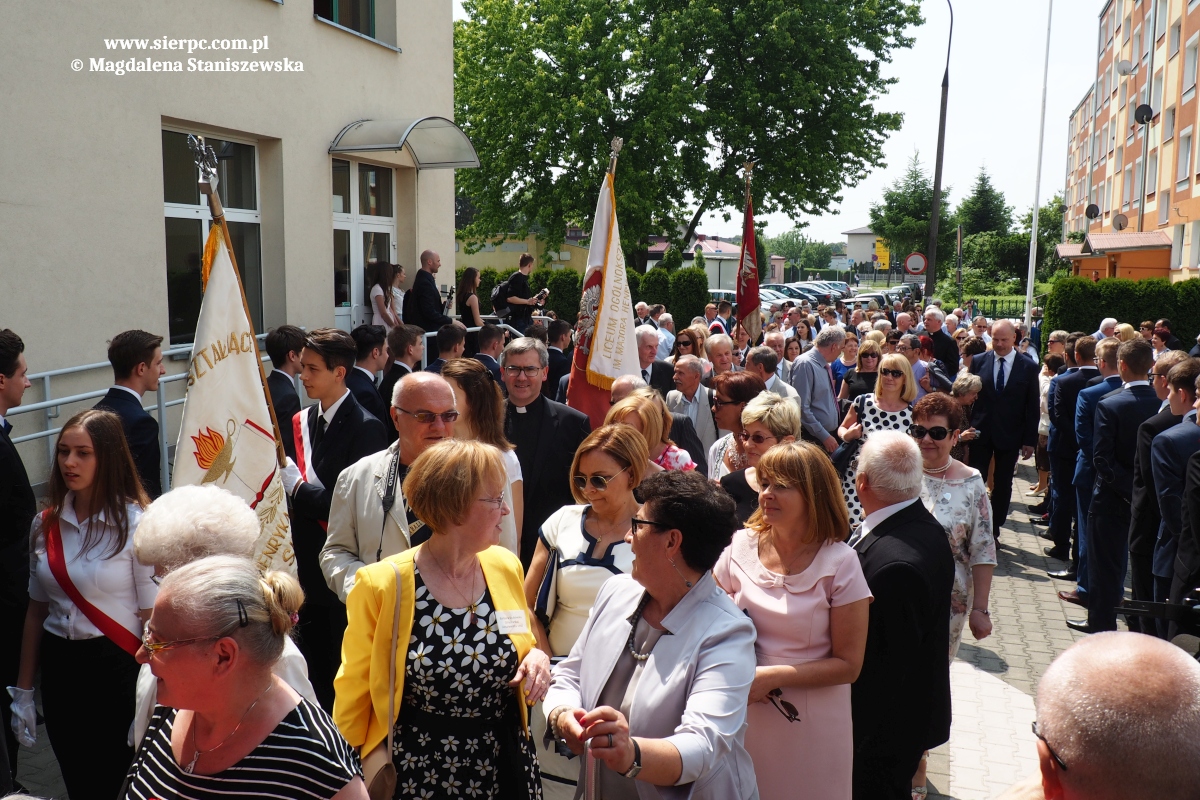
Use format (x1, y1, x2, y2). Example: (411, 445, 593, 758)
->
(496, 610, 528, 635)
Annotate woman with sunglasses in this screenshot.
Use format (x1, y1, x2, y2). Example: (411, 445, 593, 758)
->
(522, 424, 647, 798)
(11, 409, 153, 800)
(720, 393, 801, 525)
(123, 555, 367, 800)
(667, 330, 699, 364)
(707, 372, 768, 480)
(336, 439, 550, 799)
(544, 470, 758, 800)
(607, 391, 696, 472)
(837, 353, 917, 528)
(714, 443, 870, 800)
(837, 340, 882, 403)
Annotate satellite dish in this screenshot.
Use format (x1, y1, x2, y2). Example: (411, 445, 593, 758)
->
(1113, 213, 1129, 232)
(1116, 59, 1135, 76)
(1085, 203, 1100, 220)
(1135, 103, 1154, 124)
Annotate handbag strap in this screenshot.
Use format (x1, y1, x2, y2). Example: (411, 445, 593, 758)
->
(42, 513, 142, 657)
(386, 561, 402, 758)
(534, 546, 558, 616)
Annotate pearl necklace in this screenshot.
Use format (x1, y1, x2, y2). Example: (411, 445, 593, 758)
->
(627, 595, 654, 662)
(923, 458, 952, 475)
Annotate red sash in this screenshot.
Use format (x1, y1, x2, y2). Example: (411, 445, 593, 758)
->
(43, 513, 143, 657)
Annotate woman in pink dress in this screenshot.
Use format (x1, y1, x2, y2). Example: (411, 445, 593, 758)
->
(714, 442, 871, 800)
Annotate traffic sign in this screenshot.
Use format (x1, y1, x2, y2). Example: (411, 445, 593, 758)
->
(904, 252, 928, 275)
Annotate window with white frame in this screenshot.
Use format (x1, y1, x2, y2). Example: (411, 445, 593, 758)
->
(1133, 158, 1143, 207)
(1106, 177, 1114, 213)
(1133, 26, 1142, 61)
(1153, 72, 1164, 113)
(1123, 14, 1131, 43)
(1166, 107, 1176, 140)
(1185, 35, 1200, 99)
(1176, 128, 1193, 186)
(1147, 152, 1158, 196)
(1123, 164, 1134, 209)
(1157, 0, 1168, 38)
(1171, 22, 1182, 56)
(1160, 189, 1170, 224)
(1120, 81, 1128, 109)
(331, 158, 397, 329)
(162, 129, 262, 344)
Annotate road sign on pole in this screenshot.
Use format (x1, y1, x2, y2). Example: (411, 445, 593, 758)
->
(904, 252, 928, 276)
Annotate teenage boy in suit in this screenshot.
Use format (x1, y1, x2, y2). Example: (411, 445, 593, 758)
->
(95, 329, 166, 498)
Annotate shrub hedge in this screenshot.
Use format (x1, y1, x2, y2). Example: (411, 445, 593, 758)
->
(640, 267, 671, 307)
(1043, 276, 1200, 343)
(670, 267, 711, 326)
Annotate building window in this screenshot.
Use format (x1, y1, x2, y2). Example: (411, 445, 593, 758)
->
(314, 0, 374, 38)
(1132, 26, 1141, 61)
(1185, 36, 1200, 100)
(1176, 128, 1193, 188)
(1123, 14, 1131, 43)
(331, 158, 396, 330)
(162, 130, 262, 345)
(1153, 72, 1164, 113)
(1147, 152, 1158, 197)
(1157, 0, 1168, 38)
(1166, 107, 1177, 140)
(1119, 81, 1128, 109)
(1123, 164, 1134, 210)
(1171, 23, 1182, 56)
(1133, 159, 1143, 207)
(1160, 189, 1171, 224)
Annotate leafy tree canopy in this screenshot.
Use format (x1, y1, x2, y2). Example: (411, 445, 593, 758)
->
(867, 153, 955, 272)
(455, 0, 923, 267)
(955, 167, 1012, 237)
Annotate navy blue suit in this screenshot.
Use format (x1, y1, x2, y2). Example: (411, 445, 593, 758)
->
(1072, 374, 1122, 596)
(1170, 449, 1200, 636)
(1087, 384, 1162, 631)
(376, 361, 412, 443)
(473, 353, 503, 385)
(0, 419, 35, 776)
(1150, 411, 1200, 634)
(95, 387, 161, 498)
(346, 367, 388, 429)
(267, 370, 301, 461)
(968, 350, 1040, 536)
(544, 347, 571, 399)
(1047, 367, 1096, 556)
(1129, 407, 1180, 634)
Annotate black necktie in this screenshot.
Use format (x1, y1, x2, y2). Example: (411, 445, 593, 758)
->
(2, 420, 11, 435)
(643, 368, 650, 383)
(996, 356, 1006, 394)
(312, 414, 327, 451)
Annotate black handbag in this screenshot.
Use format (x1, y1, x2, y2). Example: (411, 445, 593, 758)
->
(830, 395, 866, 478)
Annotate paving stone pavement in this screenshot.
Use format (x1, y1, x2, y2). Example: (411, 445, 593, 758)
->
(12, 464, 1110, 800)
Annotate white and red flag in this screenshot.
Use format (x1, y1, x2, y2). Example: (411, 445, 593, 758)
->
(736, 165, 762, 345)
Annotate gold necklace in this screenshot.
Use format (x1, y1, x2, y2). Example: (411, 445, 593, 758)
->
(185, 681, 274, 774)
(426, 547, 483, 626)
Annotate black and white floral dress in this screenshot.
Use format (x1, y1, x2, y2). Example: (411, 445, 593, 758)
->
(392, 568, 541, 800)
(841, 394, 913, 528)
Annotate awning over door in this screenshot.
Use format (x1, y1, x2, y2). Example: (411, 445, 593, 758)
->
(328, 117, 480, 169)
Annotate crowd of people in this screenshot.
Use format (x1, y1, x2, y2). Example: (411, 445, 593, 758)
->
(2, 272, 1200, 800)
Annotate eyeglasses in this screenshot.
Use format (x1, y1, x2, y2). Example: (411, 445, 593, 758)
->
(395, 407, 460, 424)
(141, 629, 222, 655)
(677, 340, 694, 348)
(572, 466, 629, 492)
(503, 365, 544, 378)
(1031, 722, 1068, 772)
(861, 354, 880, 360)
(880, 368, 905, 379)
(631, 517, 671, 531)
(767, 688, 800, 723)
(477, 495, 505, 510)
(711, 397, 741, 410)
(738, 431, 778, 445)
(909, 425, 951, 441)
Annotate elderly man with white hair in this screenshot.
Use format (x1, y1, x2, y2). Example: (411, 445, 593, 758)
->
(655, 311, 675, 360)
(789, 326, 846, 452)
(635, 324, 676, 396)
(635, 300, 655, 328)
(764, 330, 793, 382)
(666, 354, 718, 452)
(850, 431, 954, 800)
(998, 631, 1200, 800)
(130, 485, 318, 743)
(1093, 317, 1118, 340)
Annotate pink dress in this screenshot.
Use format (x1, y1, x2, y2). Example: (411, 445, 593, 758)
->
(714, 530, 872, 800)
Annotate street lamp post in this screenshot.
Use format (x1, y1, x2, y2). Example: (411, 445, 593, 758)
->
(925, 0, 953, 300)
(1023, 0, 1054, 330)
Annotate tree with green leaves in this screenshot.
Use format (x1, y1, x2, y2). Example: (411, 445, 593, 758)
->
(660, 246, 684, 272)
(1019, 192, 1070, 281)
(955, 167, 1012, 237)
(868, 153, 955, 272)
(455, 0, 923, 268)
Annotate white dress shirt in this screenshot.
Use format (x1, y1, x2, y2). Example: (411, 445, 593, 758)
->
(849, 496, 920, 548)
(320, 388, 351, 423)
(29, 495, 156, 640)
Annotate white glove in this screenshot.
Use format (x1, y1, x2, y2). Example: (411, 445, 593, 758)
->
(282, 458, 303, 495)
(7, 686, 36, 747)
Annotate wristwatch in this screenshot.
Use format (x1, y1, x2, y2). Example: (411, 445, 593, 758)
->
(622, 737, 643, 779)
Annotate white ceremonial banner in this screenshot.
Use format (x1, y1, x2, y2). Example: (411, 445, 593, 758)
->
(172, 224, 295, 573)
(580, 172, 638, 389)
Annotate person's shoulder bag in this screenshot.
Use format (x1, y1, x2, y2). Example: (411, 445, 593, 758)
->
(362, 561, 402, 800)
(830, 395, 867, 479)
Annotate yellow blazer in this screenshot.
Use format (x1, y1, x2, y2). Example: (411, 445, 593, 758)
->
(333, 545, 536, 756)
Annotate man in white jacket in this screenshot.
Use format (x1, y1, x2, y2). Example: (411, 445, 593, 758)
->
(320, 372, 461, 601)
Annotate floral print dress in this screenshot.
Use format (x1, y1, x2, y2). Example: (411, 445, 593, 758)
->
(919, 469, 997, 660)
(393, 568, 541, 799)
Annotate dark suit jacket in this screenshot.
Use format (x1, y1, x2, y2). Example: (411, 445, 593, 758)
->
(555, 373, 570, 404)
(968, 352, 1039, 452)
(346, 368, 388, 429)
(291, 395, 388, 604)
(0, 424, 36, 611)
(544, 348, 571, 399)
(930, 329, 960, 374)
(1092, 385, 1162, 508)
(1074, 375, 1123, 487)
(669, 413, 707, 477)
(1172, 449, 1200, 597)
(402, 269, 452, 332)
(267, 371, 302, 462)
(1150, 413, 1200, 577)
(1048, 367, 1096, 459)
(645, 360, 676, 398)
(95, 387, 161, 498)
(852, 500, 954, 758)
(505, 396, 592, 567)
(474, 353, 503, 385)
(424, 358, 447, 375)
(1130, 407, 1180, 560)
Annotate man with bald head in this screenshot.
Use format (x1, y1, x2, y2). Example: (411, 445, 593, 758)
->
(321, 372, 459, 601)
(969, 319, 1041, 539)
(998, 632, 1200, 799)
(403, 249, 463, 332)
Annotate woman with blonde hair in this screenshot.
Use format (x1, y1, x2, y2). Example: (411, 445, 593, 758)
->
(715, 442, 870, 800)
(719, 393, 801, 524)
(1114, 322, 1137, 342)
(335, 440, 549, 799)
(11, 409, 153, 800)
(441, 357, 523, 553)
(837, 352, 917, 527)
(523, 424, 648, 797)
(606, 389, 696, 471)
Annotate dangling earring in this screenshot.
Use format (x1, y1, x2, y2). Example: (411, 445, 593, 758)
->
(670, 559, 693, 588)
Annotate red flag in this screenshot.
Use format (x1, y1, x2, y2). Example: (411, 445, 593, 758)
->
(736, 178, 762, 345)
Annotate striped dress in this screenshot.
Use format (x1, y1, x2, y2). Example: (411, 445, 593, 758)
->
(123, 699, 361, 799)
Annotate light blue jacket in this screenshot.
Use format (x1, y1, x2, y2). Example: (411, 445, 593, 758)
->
(544, 572, 760, 800)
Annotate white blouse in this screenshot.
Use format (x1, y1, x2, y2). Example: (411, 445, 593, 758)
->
(28, 494, 156, 641)
(499, 449, 523, 557)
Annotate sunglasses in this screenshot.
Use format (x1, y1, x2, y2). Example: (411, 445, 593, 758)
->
(909, 425, 951, 441)
(678, 339, 695, 348)
(768, 688, 800, 723)
(395, 407, 460, 424)
(880, 368, 905, 379)
(572, 466, 629, 492)
(861, 354, 880, 359)
(1032, 722, 1068, 772)
(141, 630, 222, 655)
(738, 431, 777, 445)
(712, 397, 741, 410)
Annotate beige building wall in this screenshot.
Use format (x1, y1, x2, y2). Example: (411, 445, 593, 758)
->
(1, 0, 459, 480)
(455, 235, 589, 272)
